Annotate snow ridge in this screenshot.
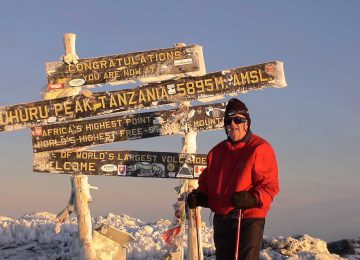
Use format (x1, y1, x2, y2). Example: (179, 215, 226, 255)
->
(0, 212, 352, 259)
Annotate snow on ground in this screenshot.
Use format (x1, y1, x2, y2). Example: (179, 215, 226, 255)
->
(0, 212, 355, 259)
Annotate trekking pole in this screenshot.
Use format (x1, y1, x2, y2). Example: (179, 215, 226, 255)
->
(234, 209, 242, 260)
(194, 208, 201, 260)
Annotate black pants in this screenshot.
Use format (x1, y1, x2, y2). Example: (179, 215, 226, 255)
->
(213, 212, 265, 260)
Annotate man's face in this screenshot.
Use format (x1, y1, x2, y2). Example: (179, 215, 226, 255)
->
(225, 114, 248, 142)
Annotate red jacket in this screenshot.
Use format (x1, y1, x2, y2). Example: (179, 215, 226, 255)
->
(198, 133, 279, 218)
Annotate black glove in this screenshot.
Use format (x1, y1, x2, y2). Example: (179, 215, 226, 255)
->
(231, 191, 258, 209)
(186, 189, 208, 209)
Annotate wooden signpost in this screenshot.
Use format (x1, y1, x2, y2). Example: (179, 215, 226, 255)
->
(33, 150, 207, 178)
(0, 32, 288, 260)
(31, 102, 226, 153)
(0, 61, 286, 132)
(46, 44, 205, 88)
(48, 34, 97, 260)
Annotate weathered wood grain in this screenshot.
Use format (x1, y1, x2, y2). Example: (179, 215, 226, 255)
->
(1, 61, 286, 132)
(31, 103, 225, 152)
(33, 150, 207, 179)
(46, 45, 205, 88)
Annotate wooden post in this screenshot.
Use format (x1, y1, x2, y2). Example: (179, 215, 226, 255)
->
(63, 33, 96, 260)
(175, 42, 203, 260)
(48, 33, 84, 239)
(182, 129, 203, 260)
(73, 175, 97, 260)
(61, 33, 96, 259)
(63, 33, 79, 64)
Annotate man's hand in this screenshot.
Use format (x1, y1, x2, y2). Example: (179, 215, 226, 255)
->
(187, 191, 198, 209)
(231, 191, 258, 209)
(186, 189, 208, 209)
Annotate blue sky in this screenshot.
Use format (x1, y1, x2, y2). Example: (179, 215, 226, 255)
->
(0, 1, 359, 241)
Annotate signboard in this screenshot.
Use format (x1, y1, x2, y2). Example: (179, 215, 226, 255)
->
(32, 103, 226, 153)
(46, 45, 205, 88)
(33, 150, 207, 179)
(0, 61, 286, 132)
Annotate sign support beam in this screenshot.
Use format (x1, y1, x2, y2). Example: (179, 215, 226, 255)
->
(177, 41, 203, 260)
(73, 175, 97, 260)
(183, 130, 203, 260)
(53, 33, 96, 260)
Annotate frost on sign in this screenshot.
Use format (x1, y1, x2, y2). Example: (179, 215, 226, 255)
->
(46, 45, 205, 88)
(0, 61, 286, 132)
(31, 102, 226, 153)
(33, 150, 207, 179)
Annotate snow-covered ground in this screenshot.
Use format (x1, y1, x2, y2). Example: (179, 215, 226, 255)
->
(0, 212, 357, 259)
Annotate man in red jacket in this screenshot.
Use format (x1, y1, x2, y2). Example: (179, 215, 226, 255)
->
(187, 98, 279, 260)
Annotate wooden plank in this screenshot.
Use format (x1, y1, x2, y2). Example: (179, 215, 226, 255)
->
(31, 102, 225, 153)
(0, 61, 286, 132)
(46, 45, 205, 88)
(95, 224, 135, 246)
(33, 150, 207, 179)
(92, 231, 125, 259)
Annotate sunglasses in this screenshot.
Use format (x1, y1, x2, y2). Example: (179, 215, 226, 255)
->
(224, 116, 247, 125)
